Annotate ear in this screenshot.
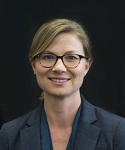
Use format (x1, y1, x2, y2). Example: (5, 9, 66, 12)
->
(31, 62, 36, 74)
(84, 58, 92, 75)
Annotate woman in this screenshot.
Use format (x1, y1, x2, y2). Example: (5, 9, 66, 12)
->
(0, 18, 125, 150)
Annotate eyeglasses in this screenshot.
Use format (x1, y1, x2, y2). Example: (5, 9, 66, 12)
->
(34, 52, 89, 68)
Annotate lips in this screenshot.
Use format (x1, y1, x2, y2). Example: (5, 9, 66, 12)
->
(49, 78, 70, 83)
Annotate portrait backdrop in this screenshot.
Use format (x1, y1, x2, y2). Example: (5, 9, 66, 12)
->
(0, 0, 125, 128)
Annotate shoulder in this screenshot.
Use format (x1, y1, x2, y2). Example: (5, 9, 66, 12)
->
(81, 95, 125, 127)
(94, 106, 125, 126)
(81, 95, 125, 136)
(0, 104, 42, 149)
(94, 106, 125, 148)
(0, 106, 40, 131)
(1, 103, 42, 130)
(1, 112, 31, 132)
(94, 105, 125, 135)
(83, 97, 125, 148)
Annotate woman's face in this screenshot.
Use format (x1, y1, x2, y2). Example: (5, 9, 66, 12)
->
(31, 33, 91, 98)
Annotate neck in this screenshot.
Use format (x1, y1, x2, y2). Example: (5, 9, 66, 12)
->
(43, 91, 81, 128)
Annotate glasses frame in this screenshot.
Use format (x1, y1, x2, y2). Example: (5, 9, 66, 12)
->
(34, 53, 89, 69)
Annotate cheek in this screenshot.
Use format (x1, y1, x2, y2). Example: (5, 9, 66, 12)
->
(35, 71, 48, 90)
(35, 67, 47, 84)
(32, 62, 51, 89)
(70, 69, 84, 91)
(34, 63, 48, 77)
(35, 71, 42, 80)
(35, 71, 43, 86)
(73, 63, 85, 78)
(70, 63, 86, 86)
(70, 67, 85, 83)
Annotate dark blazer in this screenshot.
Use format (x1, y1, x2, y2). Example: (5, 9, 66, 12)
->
(1, 95, 125, 150)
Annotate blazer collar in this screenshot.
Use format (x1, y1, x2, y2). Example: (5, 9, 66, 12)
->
(73, 95, 100, 150)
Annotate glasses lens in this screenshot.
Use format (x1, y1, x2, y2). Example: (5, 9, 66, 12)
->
(63, 54, 80, 68)
(39, 53, 56, 67)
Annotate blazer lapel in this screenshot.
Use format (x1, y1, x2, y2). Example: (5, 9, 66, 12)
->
(74, 96, 100, 150)
(19, 103, 43, 150)
(20, 124, 41, 150)
(74, 124, 100, 150)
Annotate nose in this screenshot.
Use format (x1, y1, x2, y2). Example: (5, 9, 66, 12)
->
(52, 59, 67, 73)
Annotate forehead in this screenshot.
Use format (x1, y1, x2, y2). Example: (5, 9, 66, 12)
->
(44, 33, 84, 54)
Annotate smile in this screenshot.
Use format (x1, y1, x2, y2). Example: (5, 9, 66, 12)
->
(49, 78, 69, 83)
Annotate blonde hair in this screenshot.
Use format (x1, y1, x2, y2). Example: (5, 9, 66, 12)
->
(29, 18, 93, 62)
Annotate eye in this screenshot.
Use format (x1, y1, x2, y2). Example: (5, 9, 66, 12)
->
(40, 53, 56, 60)
(65, 54, 79, 61)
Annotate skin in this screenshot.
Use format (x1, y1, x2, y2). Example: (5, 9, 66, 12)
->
(31, 33, 92, 150)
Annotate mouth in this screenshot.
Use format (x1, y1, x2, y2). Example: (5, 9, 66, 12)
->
(49, 78, 70, 83)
